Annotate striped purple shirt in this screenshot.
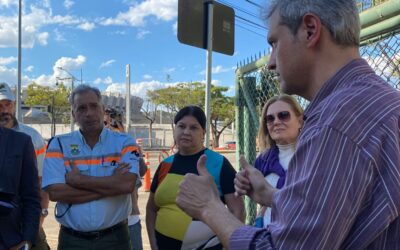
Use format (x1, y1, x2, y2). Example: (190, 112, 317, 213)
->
(230, 59, 400, 249)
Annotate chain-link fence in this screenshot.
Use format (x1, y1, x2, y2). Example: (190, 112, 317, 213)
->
(235, 0, 400, 225)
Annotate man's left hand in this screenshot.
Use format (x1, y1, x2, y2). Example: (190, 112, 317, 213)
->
(176, 155, 223, 221)
(65, 160, 82, 187)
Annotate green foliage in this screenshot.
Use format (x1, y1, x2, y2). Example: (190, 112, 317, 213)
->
(147, 82, 234, 147)
(25, 82, 71, 124)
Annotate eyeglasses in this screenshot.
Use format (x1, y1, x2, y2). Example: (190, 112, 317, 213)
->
(265, 111, 291, 124)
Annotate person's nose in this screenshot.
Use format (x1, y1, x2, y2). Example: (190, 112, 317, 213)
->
(267, 49, 276, 71)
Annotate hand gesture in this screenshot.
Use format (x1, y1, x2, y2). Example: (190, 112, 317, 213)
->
(234, 156, 276, 207)
(176, 155, 223, 221)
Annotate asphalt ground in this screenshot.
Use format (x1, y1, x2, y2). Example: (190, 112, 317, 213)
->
(43, 151, 236, 249)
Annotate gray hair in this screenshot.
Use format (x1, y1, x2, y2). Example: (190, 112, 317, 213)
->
(69, 84, 102, 106)
(266, 0, 360, 46)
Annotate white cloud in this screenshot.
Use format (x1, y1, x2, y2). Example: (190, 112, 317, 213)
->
(54, 29, 65, 42)
(104, 80, 176, 96)
(143, 74, 152, 80)
(100, 59, 116, 68)
(200, 65, 232, 75)
(0, 0, 16, 7)
(25, 65, 34, 72)
(0, 55, 86, 87)
(0, 56, 17, 65)
(77, 22, 96, 31)
(93, 76, 113, 85)
(37, 32, 49, 46)
(136, 29, 150, 39)
(0, 5, 97, 49)
(100, 0, 177, 27)
(64, 0, 74, 10)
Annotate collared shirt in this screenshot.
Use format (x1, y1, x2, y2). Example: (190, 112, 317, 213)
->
(42, 128, 140, 231)
(230, 59, 400, 249)
(13, 123, 46, 176)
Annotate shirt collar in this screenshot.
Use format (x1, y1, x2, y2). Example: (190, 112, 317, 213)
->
(77, 126, 108, 145)
(304, 58, 373, 118)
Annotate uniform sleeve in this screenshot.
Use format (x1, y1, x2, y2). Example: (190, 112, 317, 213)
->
(33, 134, 46, 177)
(42, 137, 66, 189)
(220, 157, 237, 195)
(120, 135, 140, 176)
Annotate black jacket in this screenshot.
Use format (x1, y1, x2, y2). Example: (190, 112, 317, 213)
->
(0, 127, 41, 247)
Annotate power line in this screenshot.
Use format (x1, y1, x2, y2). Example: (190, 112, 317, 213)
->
(236, 23, 266, 38)
(235, 15, 267, 30)
(217, 0, 261, 20)
(236, 18, 266, 34)
(245, 0, 263, 8)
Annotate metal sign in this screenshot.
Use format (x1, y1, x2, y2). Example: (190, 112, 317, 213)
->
(178, 0, 235, 56)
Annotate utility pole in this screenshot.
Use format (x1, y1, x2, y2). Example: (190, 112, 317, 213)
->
(16, 0, 22, 121)
(125, 64, 131, 132)
(204, 1, 214, 148)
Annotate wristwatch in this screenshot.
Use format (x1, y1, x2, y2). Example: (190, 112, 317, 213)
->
(41, 208, 49, 217)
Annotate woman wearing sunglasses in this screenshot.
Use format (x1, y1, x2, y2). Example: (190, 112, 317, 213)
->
(254, 94, 304, 228)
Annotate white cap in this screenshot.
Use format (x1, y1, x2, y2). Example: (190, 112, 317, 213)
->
(0, 82, 15, 101)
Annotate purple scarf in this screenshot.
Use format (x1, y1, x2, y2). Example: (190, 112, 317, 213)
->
(254, 145, 286, 189)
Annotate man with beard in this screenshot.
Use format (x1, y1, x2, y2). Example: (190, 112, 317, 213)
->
(42, 84, 140, 250)
(0, 83, 48, 250)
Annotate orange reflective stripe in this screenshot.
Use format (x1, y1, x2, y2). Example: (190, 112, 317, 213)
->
(63, 156, 122, 167)
(35, 144, 47, 156)
(45, 152, 64, 159)
(121, 145, 139, 155)
(103, 156, 121, 163)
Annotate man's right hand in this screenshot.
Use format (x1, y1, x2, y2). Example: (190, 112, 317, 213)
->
(234, 155, 277, 207)
(113, 162, 131, 175)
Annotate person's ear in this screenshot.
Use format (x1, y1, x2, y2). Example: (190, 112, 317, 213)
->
(298, 115, 304, 130)
(301, 13, 322, 48)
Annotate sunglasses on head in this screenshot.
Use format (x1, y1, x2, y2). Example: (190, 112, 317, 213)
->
(265, 111, 291, 124)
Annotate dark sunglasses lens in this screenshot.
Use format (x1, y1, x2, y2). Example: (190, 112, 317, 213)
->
(278, 111, 290, 121)
(266, 115, 275, 123)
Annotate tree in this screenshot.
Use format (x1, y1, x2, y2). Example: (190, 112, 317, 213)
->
(147, 82, 235, 147)
(209, 86, 235, 148)
(149, 82, 204, 128)
(24, 82, 71, 124)
(141, 97, 159, 148)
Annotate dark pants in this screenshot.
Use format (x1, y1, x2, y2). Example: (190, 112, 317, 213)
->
(58, 223, 131, 250)
(129, 221, 143, 250)
(32, 227, 50, 250)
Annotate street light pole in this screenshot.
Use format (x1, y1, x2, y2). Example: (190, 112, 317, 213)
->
(16, 0, 22, 121)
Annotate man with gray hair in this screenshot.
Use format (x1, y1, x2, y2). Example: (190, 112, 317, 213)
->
(42, 84, 141, 249)
(176, 0, 400, 249)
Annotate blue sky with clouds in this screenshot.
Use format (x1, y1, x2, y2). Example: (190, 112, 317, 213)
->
(0, 0, 269, 97)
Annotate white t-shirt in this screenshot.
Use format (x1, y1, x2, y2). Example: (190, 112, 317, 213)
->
(263, 143, 295, 225)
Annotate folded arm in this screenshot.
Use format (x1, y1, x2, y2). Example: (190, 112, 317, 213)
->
(45, 183, 103, 204)
(66, 163, 137, 196)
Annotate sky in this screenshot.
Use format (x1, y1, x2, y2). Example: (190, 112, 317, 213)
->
(0, 0, 270, 97)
